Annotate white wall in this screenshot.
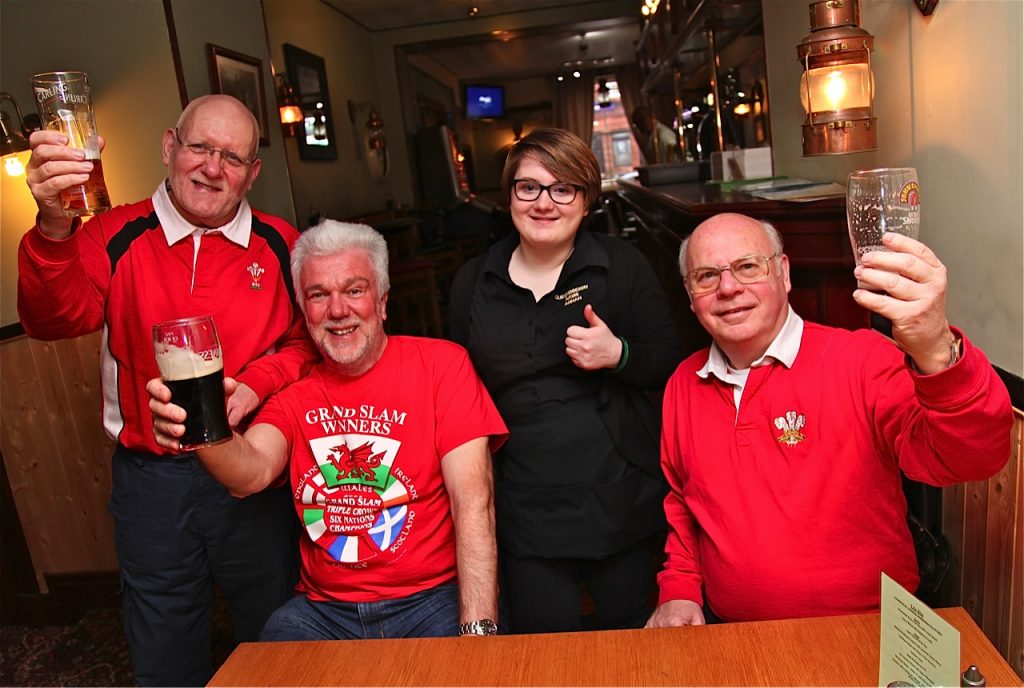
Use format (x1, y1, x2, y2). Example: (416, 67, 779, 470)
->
(263, 0, 389, 225)
(763, 0, 1023, 375)
(170, 0, 296, 224)
(0, 0, 181, 327)
(0, 0, 298, 327)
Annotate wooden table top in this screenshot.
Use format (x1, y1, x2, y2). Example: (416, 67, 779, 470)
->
(208, 607, 1022, 686)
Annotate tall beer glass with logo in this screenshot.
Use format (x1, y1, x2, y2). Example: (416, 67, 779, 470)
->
(31, 71, 112, 216)
(846, 167, 921, 288)
(153, 315, 231, 449)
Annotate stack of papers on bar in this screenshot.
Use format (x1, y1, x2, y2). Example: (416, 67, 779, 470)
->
(748, 179, 847, 202)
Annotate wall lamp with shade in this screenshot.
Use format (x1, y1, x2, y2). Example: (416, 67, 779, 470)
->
(1, 91, 41, 176)
(797, 0, 876, 156)
(347, 100, 389, 183)
(274, 75, 303, 138)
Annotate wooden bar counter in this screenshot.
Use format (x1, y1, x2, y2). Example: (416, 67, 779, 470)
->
(613, 178, 868, 356)
(209, 607, 1022, 686)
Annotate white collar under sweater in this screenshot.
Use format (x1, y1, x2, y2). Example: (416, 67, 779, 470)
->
(152, 180, 252, 248)
(697, 305, 804, 413)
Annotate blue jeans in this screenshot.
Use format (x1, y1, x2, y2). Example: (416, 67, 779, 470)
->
(260, 583, 460, 640)
(109, 446, 298, 686)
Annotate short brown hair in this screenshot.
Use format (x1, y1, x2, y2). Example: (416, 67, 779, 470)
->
(500, 128, 601, 208)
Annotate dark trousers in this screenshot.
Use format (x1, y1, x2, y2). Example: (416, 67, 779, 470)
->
(109, 447, 298, 686)
(500, 536, 660, 634)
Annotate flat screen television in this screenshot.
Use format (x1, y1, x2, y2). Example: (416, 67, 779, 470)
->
(465, 85, 504, 120)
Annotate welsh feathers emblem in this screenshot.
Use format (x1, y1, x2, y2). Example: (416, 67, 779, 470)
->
(774, 410, 806, 446)
(296, 434, 411, 564)
(247, 262, 265, 290)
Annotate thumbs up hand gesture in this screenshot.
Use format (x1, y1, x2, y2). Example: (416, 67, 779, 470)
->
(565, 304, 623, 371)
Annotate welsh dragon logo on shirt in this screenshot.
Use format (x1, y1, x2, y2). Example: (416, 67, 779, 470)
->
(295, 434, 414, 564)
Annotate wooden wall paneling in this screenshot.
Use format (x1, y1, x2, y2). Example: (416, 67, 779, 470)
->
(26, 338, 96, 576)
(944, 408, 1024, 673)
(0, 333, 117, 591)
(62, 335, 117, 561)
(938, 481, 966, 607)
(959, 474, 991, 621)
(1006, 413, 1024, 677)
(980, 417, 1020, 660)
(2, 336, 69, 591)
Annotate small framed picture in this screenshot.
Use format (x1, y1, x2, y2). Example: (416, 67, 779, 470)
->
(207, 44, 270, 147)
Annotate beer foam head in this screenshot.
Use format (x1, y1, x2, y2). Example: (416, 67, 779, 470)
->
(154, 343, 223, 381)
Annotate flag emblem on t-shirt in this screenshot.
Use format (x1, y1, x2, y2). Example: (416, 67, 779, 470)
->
(368, 505, 408, 549)
(298, 434, 412, 563)
(774, 410, 806, 446)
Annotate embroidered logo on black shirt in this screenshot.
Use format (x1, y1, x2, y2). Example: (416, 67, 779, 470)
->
(553, 283, 589, 306)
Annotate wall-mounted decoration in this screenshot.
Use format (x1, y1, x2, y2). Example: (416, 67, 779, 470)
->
(348, 100, 389, 183)
(283, 43, 337, 161)
(207, 44, 270, 147)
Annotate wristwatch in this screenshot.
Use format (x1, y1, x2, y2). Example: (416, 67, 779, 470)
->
(458, 619, 498, 636)
(946, 335, 963, 368)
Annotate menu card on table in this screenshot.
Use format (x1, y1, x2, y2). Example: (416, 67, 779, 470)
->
(878, 572, 960, 687)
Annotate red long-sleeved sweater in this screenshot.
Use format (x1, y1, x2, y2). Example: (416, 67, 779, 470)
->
(658, 323, 1011, 621)
(18, 197, 317, 455)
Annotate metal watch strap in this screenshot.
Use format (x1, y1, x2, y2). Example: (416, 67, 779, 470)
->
(947, 335, 963, 368)
(458, 619, 498, 636)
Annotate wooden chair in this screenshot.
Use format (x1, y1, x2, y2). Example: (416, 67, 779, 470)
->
(387, 260, 443, 338)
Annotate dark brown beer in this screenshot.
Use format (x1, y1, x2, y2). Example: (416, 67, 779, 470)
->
(165, 368, 230, 448)
(61, 158, 111, 216)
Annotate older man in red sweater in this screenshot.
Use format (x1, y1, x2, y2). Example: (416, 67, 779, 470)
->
(649, 212, 1011, 626)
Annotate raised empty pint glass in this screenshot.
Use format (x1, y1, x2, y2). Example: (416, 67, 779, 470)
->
(846, 167, 921, 288)
(32, 71, 111, 217)
(153, 315, 230, 450)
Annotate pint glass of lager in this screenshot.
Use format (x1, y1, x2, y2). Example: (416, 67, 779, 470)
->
(153, 315, 230, 449)
(32, 71, 112, 217)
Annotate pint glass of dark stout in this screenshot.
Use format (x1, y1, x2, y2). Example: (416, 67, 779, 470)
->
(152, 315, 230, 449)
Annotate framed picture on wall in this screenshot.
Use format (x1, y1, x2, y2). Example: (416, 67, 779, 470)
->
(207, 44, 270, 147)
(283, 43, 337, 161)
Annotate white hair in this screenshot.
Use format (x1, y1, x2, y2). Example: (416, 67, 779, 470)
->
(291, 220, 390, 312)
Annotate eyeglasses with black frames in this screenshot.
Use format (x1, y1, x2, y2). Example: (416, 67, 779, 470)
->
(512, 179, 582, 205)
(685, 253, 781, 295)
(174, 128, 256, 169)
